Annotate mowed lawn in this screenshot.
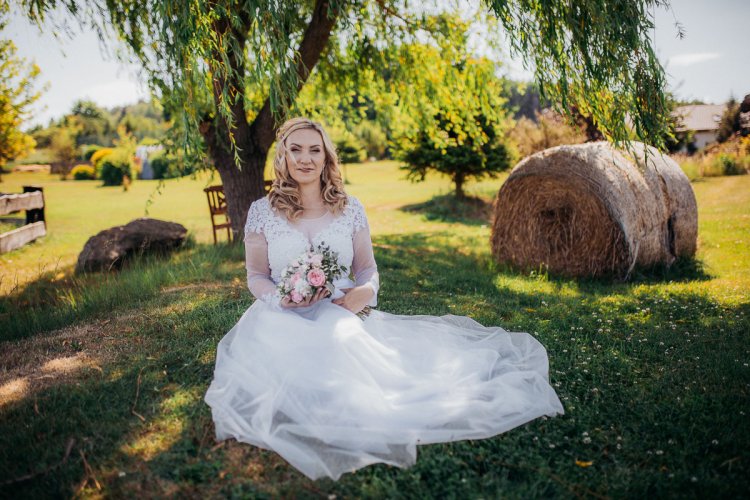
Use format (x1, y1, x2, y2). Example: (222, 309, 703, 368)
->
(0, 163, 487, 296)
(0, 163, 749, 498)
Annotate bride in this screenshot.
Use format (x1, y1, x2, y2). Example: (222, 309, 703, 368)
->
(204, 117, 564, 481)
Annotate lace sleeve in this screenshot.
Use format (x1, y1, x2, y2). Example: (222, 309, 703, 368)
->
(243, 198, 270, 241)
(349, 196, 379, 307)
(347, 195, 369, 232)
(243, 199, 282, 309)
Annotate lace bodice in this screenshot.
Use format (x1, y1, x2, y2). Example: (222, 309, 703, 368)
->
(243, 195, 379, 308)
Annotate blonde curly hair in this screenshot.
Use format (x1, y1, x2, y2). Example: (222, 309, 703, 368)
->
(268, 117, 347, 220)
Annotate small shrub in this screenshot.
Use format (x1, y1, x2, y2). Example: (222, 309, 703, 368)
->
(717, 154, 745, 176)
(149, 149, 189, 179)
(80, 144, 102, 161)
(70, 164, 95, 180)
(99, 148, 135, 186)
(90, 147, 114, 177)
(676, 134, 749, 179)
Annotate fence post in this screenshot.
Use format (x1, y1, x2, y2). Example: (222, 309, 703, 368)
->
(23, 186, 45, 225)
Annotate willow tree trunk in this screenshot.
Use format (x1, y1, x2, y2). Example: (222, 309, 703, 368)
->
(200, 0, 338, 242)
(208, 139, 268, 242)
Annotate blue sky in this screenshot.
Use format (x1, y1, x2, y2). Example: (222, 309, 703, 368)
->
(5, 0, 749, 128)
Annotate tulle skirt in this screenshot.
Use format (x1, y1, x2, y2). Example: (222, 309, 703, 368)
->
(204, 299, 564, 480)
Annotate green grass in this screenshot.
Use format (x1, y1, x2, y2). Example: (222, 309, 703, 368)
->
(1, 163, 749, 498)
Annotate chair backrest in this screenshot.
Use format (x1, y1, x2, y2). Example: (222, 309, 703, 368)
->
(203, 185, 227, 215)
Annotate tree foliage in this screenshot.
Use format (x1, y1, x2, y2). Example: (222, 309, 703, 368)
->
(0, 3, 44, 178)
(485, 0, 671, 147)
(402, 113, 515, 199)
(32, 99, 167, 150)
(20, 0, 675, 237)
(377, 14, 515, 198)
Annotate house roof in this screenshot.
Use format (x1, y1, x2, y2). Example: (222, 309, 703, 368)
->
(673, 104, 726, 132)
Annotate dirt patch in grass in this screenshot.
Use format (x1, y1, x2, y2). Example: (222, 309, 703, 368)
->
(0, 312, 151, 407)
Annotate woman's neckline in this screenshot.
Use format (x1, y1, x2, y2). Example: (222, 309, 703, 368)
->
(297, 210, 331, 221)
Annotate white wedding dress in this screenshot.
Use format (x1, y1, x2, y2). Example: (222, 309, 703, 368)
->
(204, 195, 564, 480)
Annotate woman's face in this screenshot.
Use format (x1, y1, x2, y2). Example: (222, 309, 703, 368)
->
(285, 128, 326, 187)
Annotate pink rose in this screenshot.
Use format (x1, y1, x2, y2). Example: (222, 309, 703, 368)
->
(310, 254, 323, 267)
(291, 273, 301, 286)
(307, 268, 326, 287)
(290, 290, 304, 303)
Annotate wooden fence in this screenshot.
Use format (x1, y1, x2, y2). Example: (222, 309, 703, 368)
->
(0, 186, 46, 254)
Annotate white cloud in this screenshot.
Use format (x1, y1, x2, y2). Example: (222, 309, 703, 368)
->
(669, 52, 721, 67)
(76, 79, 148, 108)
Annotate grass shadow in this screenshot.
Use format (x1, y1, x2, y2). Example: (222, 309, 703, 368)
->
(488, 252, 712, 292)
(1, 231, 748, 497)
(400, 194, 493, 226)
(0, 240, 246, 342)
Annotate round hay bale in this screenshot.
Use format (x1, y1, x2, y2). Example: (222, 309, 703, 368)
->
(491, 141, 697, 278)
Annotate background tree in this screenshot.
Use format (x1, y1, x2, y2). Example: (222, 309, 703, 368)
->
(67, 100, 111, 146)
(22, 0, 674, 239)
(381, 15, 515, 199)
(0, 3, 44, 181)
(717, 96, 740, 143)
(660, 91, 696, 153)
(48, 125, 79, 173)
(401, 113, 515, 199)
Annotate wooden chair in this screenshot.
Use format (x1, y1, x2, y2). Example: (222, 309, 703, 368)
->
(204, 181, 273, 245)
(204, 185, 232, 244)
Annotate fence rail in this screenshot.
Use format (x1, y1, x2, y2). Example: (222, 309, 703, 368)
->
(0, 191, 44, 215)
(0, 186, 46, 254)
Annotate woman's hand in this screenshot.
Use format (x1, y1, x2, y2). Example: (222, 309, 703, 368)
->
(332, 286, 374, 314)
(280, 287, 330, 309)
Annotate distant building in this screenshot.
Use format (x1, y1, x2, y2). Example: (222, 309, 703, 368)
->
(673, 104, 726, 152)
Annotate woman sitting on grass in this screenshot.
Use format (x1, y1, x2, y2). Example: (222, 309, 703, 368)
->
(204, 117, 564, 480)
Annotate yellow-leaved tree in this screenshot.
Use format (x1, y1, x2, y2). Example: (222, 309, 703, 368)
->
(0, 4, 44, 182)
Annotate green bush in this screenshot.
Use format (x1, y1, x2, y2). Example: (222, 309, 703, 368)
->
(99, 148, 135, 186)
(717, 154, 745, 176)
(70, 164, 95, 180)
(149, 149, 191, 179)
(80, 144, 102, 161)
(90, 147, 114, 178)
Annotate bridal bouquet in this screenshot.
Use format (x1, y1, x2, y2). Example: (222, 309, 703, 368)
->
(277, 244, 348, 304)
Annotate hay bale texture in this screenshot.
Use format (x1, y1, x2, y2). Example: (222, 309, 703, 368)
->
(491, 141, 697, 278)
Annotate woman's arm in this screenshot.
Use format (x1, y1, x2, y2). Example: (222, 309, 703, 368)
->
(244, 231, 283, 308)
(351, 224, 379, 307)
(332, 211, 379, 314)
(245, 230, 330, 309)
